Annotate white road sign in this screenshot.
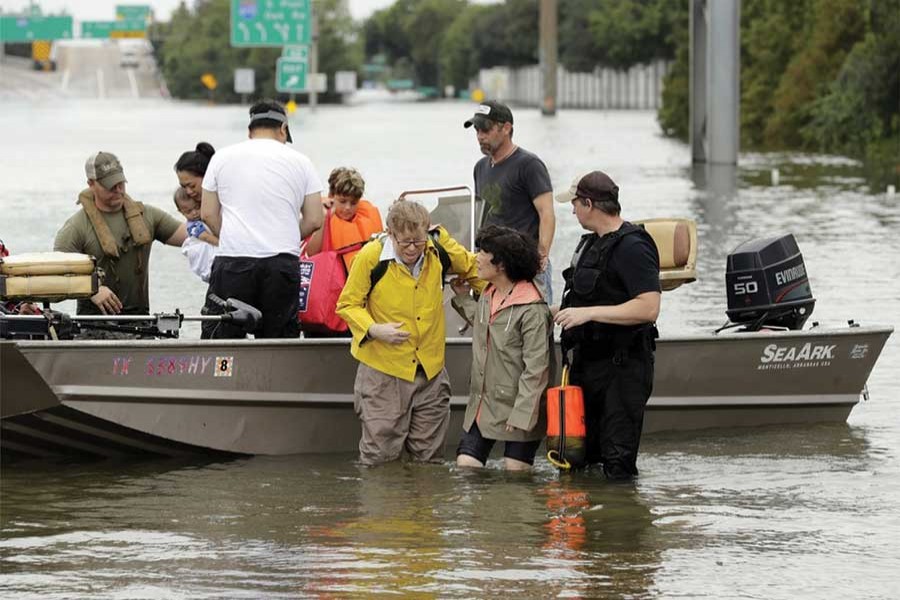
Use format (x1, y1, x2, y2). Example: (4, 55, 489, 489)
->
(335, 70, 357, 93)
(234, 68, 255, 94)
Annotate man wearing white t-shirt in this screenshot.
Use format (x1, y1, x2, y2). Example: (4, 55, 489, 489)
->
(200, 99, 324, 338)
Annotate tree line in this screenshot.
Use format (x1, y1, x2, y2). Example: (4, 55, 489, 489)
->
(659, 0, 898, 168)
(154, 0, 897, 168)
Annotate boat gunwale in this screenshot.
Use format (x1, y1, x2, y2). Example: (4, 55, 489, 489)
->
(5, 324, 894, 350)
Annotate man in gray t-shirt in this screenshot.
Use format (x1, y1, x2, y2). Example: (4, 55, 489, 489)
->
(464, 101, 555, 301)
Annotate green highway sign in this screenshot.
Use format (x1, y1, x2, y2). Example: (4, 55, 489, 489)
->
(115, 5, 152, 22)
(231, 0, 311, 47)
(81, 19, 147, 38)
(0, 15, 73, 42)
(282, 45, 309, 61)
(276, 57, 308, 92)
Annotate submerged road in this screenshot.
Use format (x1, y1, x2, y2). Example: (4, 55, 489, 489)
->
(0, 42, 165, 101)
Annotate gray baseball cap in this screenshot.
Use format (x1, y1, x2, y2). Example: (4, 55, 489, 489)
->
(85, 151, 127, 189)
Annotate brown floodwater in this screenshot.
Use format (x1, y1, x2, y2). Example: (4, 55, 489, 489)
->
(1, 99, 898, 599)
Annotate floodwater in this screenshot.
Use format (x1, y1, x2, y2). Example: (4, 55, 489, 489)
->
(1, 98, 898, 599)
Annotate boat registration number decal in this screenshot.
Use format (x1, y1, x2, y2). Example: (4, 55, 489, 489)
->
(849, 344, 868, 359)
(214, 356, 234, 377)
(113, 355, 234, 377)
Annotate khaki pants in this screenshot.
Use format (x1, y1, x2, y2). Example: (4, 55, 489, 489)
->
(353, 363, 451, 466)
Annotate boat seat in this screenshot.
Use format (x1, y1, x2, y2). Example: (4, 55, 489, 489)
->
(0, 252, 99, 301)
(634, 218, 698, 291)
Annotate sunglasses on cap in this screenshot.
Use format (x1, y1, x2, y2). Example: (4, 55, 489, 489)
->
(471, 115, 503, 133)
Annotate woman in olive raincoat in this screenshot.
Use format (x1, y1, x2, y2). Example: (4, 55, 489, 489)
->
(451, 225, 554, 470)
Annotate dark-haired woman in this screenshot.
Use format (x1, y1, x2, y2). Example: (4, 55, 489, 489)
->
(174, 142, 217, 281)
(174, 142, 215, 203)
(451, 225, 554, 471)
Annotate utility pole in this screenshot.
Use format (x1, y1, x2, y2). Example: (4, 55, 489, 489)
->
(539, 0, 558, 116)
(309, 3, 318, 113)
(690, 0, 740, 164)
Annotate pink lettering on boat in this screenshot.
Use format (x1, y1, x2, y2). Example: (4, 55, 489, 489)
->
(138, 355, 221, 377)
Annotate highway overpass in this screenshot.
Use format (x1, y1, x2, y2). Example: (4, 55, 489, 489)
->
(0, 40, 166, 101)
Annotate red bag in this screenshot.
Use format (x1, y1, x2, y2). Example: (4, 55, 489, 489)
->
(297, 211, 359, 334)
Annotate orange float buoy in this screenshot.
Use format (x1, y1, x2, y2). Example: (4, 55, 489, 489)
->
(546, 365, 586, 470)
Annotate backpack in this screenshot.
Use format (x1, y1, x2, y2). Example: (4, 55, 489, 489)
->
(368, 228, 452, 294)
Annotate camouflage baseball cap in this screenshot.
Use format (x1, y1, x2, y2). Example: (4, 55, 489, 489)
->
(85, 151, 127, 189)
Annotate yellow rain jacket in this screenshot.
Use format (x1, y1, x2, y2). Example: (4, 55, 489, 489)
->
(337, 226, 483, 382)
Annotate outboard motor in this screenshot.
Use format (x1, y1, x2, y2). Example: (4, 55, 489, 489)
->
(725, 233, 815, 330)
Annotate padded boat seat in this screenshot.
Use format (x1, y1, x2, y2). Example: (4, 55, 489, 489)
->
(0, 252, 99, 301)
(635, 218, 698, 291)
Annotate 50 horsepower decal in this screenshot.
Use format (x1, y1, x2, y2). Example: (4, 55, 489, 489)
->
(758, 343, 836, 370)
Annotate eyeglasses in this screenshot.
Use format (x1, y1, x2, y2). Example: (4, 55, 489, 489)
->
(393, 237, 428, 249)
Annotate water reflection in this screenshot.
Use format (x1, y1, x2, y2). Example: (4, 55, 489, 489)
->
(0, 420, 892, 598)
(313, 463, 464, 596)
(689, 163, 740, 256)
(2, 456, 660, 596)
(646, 422, 872, 460)
(541, 478, 661, 598)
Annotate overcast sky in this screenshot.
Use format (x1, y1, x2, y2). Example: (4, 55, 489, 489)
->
(0, 0, 398, 21)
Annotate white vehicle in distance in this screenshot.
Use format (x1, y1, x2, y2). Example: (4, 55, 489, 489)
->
(119, 39, 151, 69)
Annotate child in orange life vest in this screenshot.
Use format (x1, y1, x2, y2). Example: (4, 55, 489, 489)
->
(173, 187, 218, 282)
(303, 167, 383, 271)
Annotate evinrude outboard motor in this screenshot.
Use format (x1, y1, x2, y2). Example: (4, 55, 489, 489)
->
(725, 233, 815, 331)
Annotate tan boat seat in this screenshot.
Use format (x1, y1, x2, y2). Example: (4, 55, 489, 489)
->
(634, 218, 698, 291)
(0, 252, 99, 301)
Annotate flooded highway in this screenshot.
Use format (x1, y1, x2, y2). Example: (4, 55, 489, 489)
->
(1, 98, 898, 598)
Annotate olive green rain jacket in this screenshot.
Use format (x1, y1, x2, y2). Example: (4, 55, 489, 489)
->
(452, 281, 554, 442)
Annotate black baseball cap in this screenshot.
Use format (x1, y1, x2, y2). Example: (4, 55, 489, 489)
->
(463, 101, 514, 129)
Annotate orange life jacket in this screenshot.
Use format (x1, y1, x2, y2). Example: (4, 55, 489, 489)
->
(327, 199, 383, 271)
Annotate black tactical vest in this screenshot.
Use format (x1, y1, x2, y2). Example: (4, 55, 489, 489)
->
(560, 222, 657, 352)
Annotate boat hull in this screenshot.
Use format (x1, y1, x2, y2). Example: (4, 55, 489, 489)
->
(1, 326, 892, 459)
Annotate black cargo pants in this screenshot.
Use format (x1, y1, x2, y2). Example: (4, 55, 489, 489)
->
(570, 348, 655, 480)
(201, 254, 301, 339)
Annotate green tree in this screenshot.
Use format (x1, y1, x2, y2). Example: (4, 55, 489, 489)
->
(583, 0, 680, 70)
(363, 1, 412, 66)
(471, 0, 539, 70)
(405, 0, 465, 86)
(765, 0, 866, 147)
(656, 0, 689, 138)
(363, 0, 462, 87)
(370, 0, 540, 92)
(803, 0, 900, 156)
(440, 4, 491, 91)
(740, 0, 810, 146)
(315, 0, 364, 82)
(656, 0, 898, 170)
(559, 0, 603, 72)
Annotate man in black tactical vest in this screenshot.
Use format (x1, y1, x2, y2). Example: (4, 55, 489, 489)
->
(554, 171, 661, 481)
